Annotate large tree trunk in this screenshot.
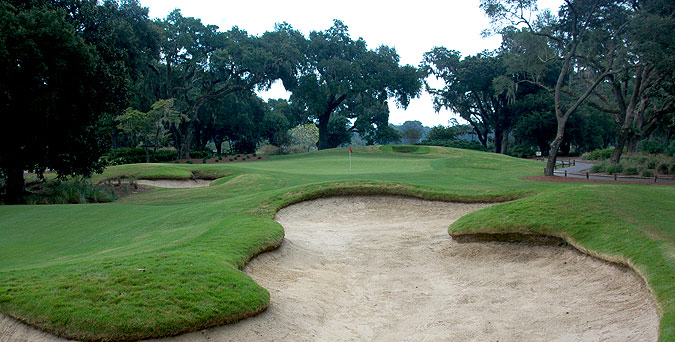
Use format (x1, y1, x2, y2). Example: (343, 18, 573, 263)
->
(611, 122, 633, 164)
(4, 167, 25, 204)
(180, 122, 194, 159)
(494, 127, 503, 154)
(214, 137, 223, 155)
(545, 121, 567, 176)
(316, 112, 331, 150)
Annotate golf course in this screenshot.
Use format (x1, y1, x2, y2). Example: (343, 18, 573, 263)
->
(0, 146, 672, 341)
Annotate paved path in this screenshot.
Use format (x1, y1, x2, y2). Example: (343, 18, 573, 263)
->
(552, 161, 675, 184)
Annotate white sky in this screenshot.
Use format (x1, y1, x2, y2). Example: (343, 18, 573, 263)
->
(139, 0, 562, 127)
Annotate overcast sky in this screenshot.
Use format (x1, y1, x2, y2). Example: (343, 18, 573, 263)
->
(139, 0, 562, 127)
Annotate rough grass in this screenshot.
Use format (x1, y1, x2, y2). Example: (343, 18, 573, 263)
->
(0, 146, 672, 341)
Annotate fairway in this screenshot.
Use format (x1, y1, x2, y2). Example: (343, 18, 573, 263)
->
(0, 147, 673, 341)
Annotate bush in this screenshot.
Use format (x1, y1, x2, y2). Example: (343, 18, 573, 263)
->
(640, 169, 653, 177)
(189, 150, 211, 159)
(25, 179, 115, 204)
(623, 165, 639, 175)
(590, 163, 606, 173)
(666, 141, 675, 157)
(258, 144, 281, 156)
(606, 164, 623, 175)
(582, 148, 615, 160)
(419, 139, 488, 152)
(657, 163, 670, 175)
(638, 140, 666, 154)
(508, 144, 535, 158)
(104, 148, 178, 165)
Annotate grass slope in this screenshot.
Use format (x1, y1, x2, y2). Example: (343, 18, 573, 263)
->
(0, 146, 672, 341)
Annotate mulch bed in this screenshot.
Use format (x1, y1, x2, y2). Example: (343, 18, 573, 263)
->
(524, 175, 674, 185)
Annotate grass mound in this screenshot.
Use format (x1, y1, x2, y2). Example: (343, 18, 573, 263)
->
(0, 145, 672, 341)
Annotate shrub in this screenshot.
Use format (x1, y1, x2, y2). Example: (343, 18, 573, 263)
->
(419, 139, 488, 152)
(258, 145, 281, 156)
(190, 151, 211, 159)
(638, 140, 666, 154)
(582, 148, 614, 160)
(606, 164, 623, 175)
(507, 144, 535, 158)
(640, 169, 653, 177)
(666, 141, 675, 157)
(647, 158, 658, 169)
(657, 163, 669, 175)
(104, 147, 178, 165)
(25, 179, 115, 204)
(590, 161, 607, 173)
(623, 165, 639, 175)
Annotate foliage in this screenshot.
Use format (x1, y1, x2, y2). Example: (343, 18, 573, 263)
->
(418, 139, 488, 152)
(289, 123, 319, 152)
(285, 20, 423, 149)
(23, 179, 116, 205)
(104, 148, 178, 165)
(582, 148, 616, 161)
(507, 144, 536, 158)
(639, 141, 668, 155)
(117, 99, 187, 161)
(198, 92, 269, 155)
(423, 49, 518, 153)
(482, 0, 630, 174)
(0, 3, 112, 203)
(668, 141, 675, 157)
(398, 121, 424, 145)
(425, 124, 472, 142)
(588, 152, 674, 177)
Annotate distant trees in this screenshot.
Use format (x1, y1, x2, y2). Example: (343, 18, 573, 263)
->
(423, 49, 517, 153)
(285, 20, 424, 149)
(398, 121, 426, 145)
(117, 99, 186, 162)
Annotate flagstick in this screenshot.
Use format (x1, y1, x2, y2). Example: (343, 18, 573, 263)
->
(349, 149, 352, 171)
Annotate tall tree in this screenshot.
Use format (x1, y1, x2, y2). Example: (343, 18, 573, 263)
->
(288, 20, 423, 149)
(0, 3, 110, 203)
(482, 0, 619, 175)
(583, 0, 675, 163)
(424, 49, 517, 153)
(154, 11, 295, 158)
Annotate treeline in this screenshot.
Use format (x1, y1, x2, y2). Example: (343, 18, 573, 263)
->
(1, 0, 674, 203)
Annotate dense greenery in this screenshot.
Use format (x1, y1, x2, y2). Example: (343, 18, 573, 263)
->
(478, 0, 675, 174)
(0, 147, 673, 341)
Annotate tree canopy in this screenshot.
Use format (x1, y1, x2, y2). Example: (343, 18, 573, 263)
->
(0, 2, 118, 203)
(286, 20, 424, 149)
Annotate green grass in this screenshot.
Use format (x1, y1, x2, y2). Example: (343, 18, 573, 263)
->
(0, 145, 673, 341)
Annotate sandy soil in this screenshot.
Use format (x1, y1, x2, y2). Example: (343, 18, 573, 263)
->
(136, 179, 212, 188)
(0, 196, 659, 341)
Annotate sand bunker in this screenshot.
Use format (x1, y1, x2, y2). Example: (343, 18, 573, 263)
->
(136, 179, 212, 188)
(0, 196, 659, 341)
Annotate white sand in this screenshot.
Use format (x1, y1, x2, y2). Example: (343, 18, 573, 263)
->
(136, 179, 212, 188)
(1, 196, 659, 342)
